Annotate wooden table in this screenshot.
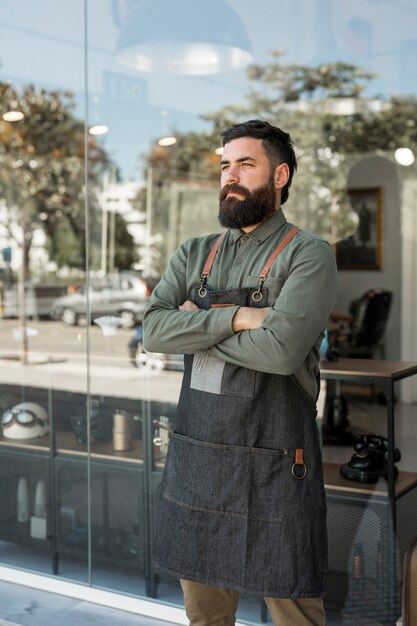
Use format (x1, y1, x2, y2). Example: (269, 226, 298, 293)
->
(321, 358, 417, 521)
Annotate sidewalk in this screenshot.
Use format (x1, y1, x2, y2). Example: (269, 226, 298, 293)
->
(0, 580, 176, 626)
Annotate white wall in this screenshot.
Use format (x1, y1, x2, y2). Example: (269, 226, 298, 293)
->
(401, 178, 417, 402)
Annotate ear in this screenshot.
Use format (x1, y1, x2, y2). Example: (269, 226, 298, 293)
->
(274, 163, 290, 189)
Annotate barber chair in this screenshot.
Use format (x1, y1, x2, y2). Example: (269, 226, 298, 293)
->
(323, 289, 393, 445)
(330, 289, 392, 359)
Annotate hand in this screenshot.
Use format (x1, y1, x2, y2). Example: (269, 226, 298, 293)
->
(232, 306, 271, 332)
(179, 300, 200, 311)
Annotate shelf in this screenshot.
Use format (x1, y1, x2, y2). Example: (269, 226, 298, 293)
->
(55, 431, 145, 465)
(324, 462, 417, 498)
(0, 436, 50, 453)
(320, 358, 417, 382)
(0, 431, 169, 469)
(0, 432, 145, 466)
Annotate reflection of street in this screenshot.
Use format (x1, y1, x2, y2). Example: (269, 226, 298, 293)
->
(0, 320, 183, 402)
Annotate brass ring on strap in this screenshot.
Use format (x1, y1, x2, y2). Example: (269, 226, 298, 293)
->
(252, 290, 263, 302)
(291, 463, 307, 480)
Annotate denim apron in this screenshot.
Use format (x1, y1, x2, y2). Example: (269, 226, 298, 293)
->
(153, 229, 327, 598)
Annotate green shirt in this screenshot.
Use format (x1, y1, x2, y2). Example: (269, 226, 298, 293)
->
(143, 209, 339, 400)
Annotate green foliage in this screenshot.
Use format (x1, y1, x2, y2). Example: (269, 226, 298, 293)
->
(0, 83, 135, 276)
(141, 52, 416, 254)
(113, 213, 137, 270)
(326, 97, 417, 153)
(46, 218, 83, 268)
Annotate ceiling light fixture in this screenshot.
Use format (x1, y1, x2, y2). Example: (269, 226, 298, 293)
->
(116, 0, 253, 76)
(89, 124, 109, 136)
(394, 147, 415, 166)
(2, 110, 25, 122)
(158, 136, 177, 147)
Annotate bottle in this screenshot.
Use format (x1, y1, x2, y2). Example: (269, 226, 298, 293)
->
(112, 410, 132, 452)
(31, 480, 48, 540)
(17, 477, 30, 523)
(34, 480, 47, 518)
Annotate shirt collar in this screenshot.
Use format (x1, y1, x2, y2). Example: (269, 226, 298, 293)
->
(228, 209, 287, 245)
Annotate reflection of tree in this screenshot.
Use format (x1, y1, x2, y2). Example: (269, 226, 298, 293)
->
(134, 135, 221, 276)
(139, 53, 417, 272)
(0, 83, 136, 277)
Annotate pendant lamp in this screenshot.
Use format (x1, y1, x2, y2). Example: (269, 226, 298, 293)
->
(116, 0, 253, 75)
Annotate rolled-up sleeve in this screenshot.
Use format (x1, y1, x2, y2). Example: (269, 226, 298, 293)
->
(206, 239, 339, 375)
(143, 241, 239, 354)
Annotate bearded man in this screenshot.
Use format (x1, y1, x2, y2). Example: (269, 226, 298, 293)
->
(143, 119, 339, 626)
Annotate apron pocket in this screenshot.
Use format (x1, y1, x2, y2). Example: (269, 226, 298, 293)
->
(164, 432, 288, 522)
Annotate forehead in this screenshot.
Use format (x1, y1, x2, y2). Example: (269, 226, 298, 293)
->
(222, 137, 268, 162)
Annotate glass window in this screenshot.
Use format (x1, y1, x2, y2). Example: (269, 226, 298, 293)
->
(1, 1, 417, 624)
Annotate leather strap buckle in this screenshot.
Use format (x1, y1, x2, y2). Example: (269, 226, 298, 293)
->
(291, 448, 307, 480)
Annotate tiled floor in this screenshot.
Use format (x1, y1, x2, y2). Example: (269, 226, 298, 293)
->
(0, 579, 387, 626)
(0, 579, 173, 626)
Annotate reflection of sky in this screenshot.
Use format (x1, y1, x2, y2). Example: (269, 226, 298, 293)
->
(1, 0, 417, 180)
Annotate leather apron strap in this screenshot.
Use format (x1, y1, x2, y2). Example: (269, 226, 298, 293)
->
(252, 225, 299, 301)
(199, 226, 300, 300)
(199, 232, 226, 297)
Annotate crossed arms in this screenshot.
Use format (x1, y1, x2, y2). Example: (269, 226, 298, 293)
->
(179, 298, 269, 333)
(143, 237, 339, 376)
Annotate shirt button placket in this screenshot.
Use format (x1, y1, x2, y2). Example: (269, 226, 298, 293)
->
(236, 235, 250, 268)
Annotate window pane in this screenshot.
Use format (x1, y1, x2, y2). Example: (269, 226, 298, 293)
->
(1, 2, 417, 624)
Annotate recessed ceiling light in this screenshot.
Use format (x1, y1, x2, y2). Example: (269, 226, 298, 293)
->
(158, 136, 177, 147)
(2, 111, 25, 122)
(394, 147, 415, 166)
(89, 124, 109, 136)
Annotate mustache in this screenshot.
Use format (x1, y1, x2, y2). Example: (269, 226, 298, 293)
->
(219, 183, 249, 202)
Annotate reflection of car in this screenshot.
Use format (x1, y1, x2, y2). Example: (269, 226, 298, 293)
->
(1, 284, 68, 319)
(138, 352, 184, 371)
(50, 274, 150, 328)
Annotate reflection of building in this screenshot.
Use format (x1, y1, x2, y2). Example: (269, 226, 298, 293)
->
(156, 175, 220, 261)
(100, 181, 146, 245)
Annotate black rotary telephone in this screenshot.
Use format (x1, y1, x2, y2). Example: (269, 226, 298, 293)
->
(340, 434, 401, 483)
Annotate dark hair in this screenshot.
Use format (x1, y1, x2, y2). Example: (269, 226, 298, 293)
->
(220, 119, 297, 205)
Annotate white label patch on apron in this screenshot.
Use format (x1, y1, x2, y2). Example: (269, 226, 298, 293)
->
(190, 350, 225, 394)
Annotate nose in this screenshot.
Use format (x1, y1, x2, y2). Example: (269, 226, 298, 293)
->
(223, 165, 239, 185)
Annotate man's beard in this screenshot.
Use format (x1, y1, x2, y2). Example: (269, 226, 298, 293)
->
(218, 175, 277, 229)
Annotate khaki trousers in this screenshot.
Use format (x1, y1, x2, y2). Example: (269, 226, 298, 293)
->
(180, 580, 326, 626)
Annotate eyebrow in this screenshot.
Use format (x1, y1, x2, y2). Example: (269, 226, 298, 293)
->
(220, 156, 257, 166)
